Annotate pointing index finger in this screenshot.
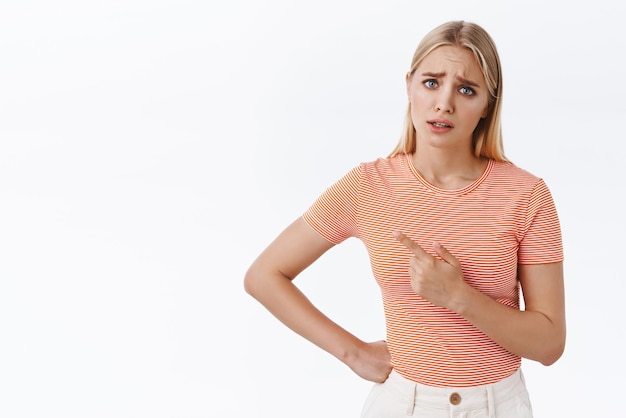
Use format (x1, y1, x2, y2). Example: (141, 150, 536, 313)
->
(393, 231, 429, 259)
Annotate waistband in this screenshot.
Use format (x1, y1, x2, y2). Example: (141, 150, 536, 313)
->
(385, 368, 528, 415)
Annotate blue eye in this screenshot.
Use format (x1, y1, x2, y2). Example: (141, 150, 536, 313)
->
(459, 86, 475, 96)
(424, 79, 437, 88)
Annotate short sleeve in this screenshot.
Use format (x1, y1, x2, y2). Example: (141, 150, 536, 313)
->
(302, 165, 362, 244)
(518, 179, 564, 264)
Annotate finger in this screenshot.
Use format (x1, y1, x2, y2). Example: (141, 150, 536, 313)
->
(433, 241, 461, 268)
(393, 231, 430, 259)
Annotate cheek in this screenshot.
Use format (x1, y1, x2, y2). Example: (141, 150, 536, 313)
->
(410, 87, 430, 104)
(462, 102, 489, 123)
(409, 99, 426, 125)
(409, 90, 432, 118)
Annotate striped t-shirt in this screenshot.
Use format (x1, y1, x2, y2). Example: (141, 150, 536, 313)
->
(302, 153, 563, 387)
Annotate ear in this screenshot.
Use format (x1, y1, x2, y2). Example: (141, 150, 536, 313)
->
(405, 72, 411, 98)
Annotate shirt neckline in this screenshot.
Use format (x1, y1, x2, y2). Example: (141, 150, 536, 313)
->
(404, 153, 493, 195)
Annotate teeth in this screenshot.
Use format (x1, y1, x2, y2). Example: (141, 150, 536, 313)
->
(432, 122, 450, 128)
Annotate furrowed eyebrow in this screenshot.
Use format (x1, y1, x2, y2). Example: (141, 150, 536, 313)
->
(421, 71, 445, 79)
(420, 72, 481, 88)
(457, 76, 481, 88)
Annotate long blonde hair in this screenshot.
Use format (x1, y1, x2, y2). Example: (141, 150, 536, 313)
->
(389, 21, 506, 161)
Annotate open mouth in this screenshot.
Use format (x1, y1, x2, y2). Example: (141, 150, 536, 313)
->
(429, 121, 452, 128)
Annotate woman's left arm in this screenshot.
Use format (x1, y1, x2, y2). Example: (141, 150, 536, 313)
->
(395, 233, 566, 365)
(459, 262, 566, 365)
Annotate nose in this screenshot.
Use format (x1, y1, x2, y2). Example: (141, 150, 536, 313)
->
(435, 88, 454, 113)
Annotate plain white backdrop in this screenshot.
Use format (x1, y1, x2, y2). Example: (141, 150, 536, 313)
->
(1, 1, 624, 417)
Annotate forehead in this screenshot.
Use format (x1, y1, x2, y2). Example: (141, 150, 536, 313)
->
(417, 45, 484, 82)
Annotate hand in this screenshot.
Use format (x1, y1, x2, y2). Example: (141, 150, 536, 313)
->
(348, 340, 391, 383)
(393, 232, 466, 311)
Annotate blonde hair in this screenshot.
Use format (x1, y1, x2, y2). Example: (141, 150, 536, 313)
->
(389, 21, 506, 161)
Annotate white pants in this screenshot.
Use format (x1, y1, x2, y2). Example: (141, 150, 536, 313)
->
(360, 369, 533, 418)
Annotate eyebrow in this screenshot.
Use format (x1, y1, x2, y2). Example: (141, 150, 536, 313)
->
(421, 71, 481, 88)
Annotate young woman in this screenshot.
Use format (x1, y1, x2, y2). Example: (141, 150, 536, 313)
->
(244, 20, 565, 417)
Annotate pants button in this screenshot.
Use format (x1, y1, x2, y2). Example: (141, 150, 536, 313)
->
(449, 392, 461, 405)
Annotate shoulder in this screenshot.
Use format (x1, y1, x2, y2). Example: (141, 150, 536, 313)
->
(359, 153, 410, 180)
(490, 160, 545, 188)
(488, 161, 558, 210)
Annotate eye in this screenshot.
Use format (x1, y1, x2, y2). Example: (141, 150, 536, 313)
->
(459, 86, 475, 96)
(423, 79, 438, 89)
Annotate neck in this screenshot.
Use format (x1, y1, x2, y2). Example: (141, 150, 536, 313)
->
(411, 148, 487, 190)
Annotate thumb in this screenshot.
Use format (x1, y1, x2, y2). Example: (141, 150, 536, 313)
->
(433, 241, 460, 268)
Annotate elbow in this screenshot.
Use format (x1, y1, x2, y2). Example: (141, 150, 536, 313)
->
(243, 266, 261, 298)
(538, 335, 566, 366)
(244, 262, 278, 300)
(539, 350, 563, 367)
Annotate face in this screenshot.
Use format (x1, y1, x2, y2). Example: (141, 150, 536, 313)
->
(406, 45, 490, 153)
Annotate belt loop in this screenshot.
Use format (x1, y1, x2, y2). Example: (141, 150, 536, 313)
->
(487, 385, 495, 418)
(406, 383, 416, 415)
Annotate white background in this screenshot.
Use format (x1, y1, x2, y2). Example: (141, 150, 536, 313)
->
(1, 1, 624, 417)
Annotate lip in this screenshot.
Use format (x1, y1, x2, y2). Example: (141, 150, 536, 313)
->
(427, 118, 454, 129)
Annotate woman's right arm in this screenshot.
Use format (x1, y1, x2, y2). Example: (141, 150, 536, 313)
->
(244, 217, 391, 383)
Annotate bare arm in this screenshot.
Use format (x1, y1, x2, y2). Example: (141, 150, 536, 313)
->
(244, 217, 391, 382)
(394, 233, 566, 366)
(455, 262, 565, 365)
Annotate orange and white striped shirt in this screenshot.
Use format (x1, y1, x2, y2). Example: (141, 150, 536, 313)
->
(302, 153, 563, 387)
